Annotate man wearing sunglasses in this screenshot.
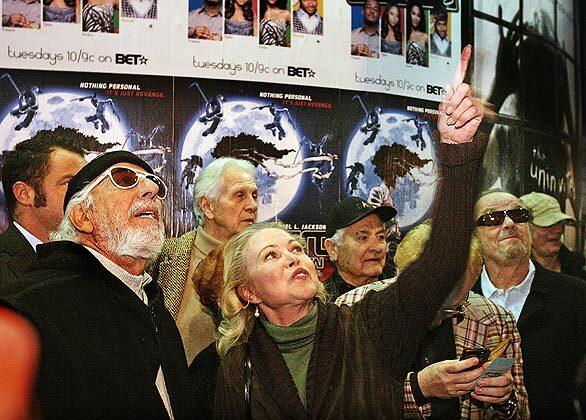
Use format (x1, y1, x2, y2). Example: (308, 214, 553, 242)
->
(336, 220, 528, 418)
(0, 151, 193, 419)
(473, 189, 586, 420)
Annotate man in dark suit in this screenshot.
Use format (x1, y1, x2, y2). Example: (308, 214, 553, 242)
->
(473, 189, 586, 419)
(2, 151, 192, 419)
(0, 129, 86, 288)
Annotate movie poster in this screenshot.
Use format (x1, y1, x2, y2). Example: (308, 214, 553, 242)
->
(0, 69, 174, 232)
(172, 77, 340, 272)
(171, 76, 439, 276)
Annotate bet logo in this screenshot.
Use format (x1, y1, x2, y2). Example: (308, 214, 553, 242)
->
(287, 66, 315, 78)
(115, 54, 149, 65)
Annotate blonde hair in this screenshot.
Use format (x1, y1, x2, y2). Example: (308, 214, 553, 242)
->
(217, 221, 326, 357)
(394, 219, 483, 305)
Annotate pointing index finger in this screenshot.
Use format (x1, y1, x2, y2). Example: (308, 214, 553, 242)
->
(453, 44, 472, 85)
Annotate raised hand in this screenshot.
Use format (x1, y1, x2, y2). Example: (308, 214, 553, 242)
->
(438, 45, 485, 144)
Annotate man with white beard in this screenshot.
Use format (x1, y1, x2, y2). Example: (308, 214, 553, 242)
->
(0, 151, 192, 420)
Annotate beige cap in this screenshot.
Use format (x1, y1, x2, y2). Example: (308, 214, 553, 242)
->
(519, 192, 574, 227)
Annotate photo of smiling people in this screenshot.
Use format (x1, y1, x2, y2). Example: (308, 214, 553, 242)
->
(224, 0, 257, 36)
(259, 0, 290, 47)
(292, 0, 322, 36)
(406, 0, 428, 66)
(430, 3, 450, 57)
(350, 0, 381, 58)
(188, 0, 223, 40)
(381, 1, 403, 55)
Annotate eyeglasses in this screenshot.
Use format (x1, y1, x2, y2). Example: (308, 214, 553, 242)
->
(441, 299, 470, 324)
(84, 166, 167, 199)
(476, 208, 532, 227)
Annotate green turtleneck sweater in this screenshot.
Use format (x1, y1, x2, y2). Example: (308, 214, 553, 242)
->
(260, 304, 318, 407)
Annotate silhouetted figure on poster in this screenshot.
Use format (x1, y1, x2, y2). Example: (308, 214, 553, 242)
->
(125, 125, 165, 150)
(302, 133, 329, 157)
(181, 155, 204, 190)
(301, 134, 335, 192)
(1, 74, 41, 131)
(199, 95, 225, 136)
(346, 162, 365, 193)
(190, 82, 225, 137)
(134, 147, 171, 175)
(254, 103, 294, 140)
(353, 95, 381, 146)
(402, 117, 429, 151)
(482, 6, 574, 193)
(73, 93, 120, 133)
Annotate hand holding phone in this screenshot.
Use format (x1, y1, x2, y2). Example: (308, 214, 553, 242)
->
(459, 347, 490, 370)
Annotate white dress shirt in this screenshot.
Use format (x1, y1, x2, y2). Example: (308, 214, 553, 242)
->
(480, 260, 536, 321)
(13, 221, 42, 252)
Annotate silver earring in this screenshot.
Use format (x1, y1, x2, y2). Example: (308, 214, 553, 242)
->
(243, 300, 250, 309)
(254, 306, 260, 318)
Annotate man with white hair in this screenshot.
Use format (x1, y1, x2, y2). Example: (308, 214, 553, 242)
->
(323, 196, 396, 300)
(0, 151, 191, 419)
(151, 157, 258, 363)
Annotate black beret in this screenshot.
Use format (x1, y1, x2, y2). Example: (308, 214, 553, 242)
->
(63, 150, 153, 211)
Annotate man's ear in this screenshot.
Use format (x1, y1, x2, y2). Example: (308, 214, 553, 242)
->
(324, 239, 338, 262)
(69, 204, 94, 235)
(12, 181, 35, 207)
(236, 284, 261, 305)
(199, 196, 215, 220)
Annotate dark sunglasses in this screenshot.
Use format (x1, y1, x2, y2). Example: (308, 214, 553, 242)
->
(476, 208, 532, 227)
(85, 166, 167, 199)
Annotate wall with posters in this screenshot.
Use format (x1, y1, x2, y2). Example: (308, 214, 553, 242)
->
(0, 0, 582, 274)
(469, 0, 582, 247)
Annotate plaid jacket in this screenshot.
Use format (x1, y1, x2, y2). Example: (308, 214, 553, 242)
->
(336, 280, 530, 419)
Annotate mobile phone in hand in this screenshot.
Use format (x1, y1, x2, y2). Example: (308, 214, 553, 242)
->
(460, 347, 490, 370)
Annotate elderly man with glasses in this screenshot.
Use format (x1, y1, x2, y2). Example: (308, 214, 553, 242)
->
(472, 189, 586, 420)
(0, 151, 193, 419)
(336, 220, 528, 419)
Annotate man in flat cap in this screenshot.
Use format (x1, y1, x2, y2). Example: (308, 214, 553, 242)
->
(1, 151, 192, 419)
(520, 191, 585, 279)
(324, 196, 396, 300)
